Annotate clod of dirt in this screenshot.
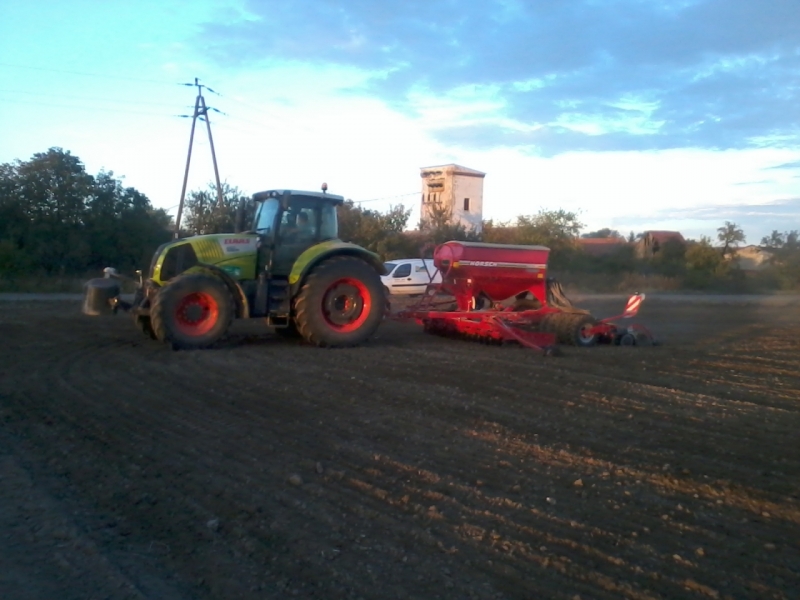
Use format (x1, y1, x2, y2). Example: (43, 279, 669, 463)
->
(573, 479, 584, 487)
(206, 519, 220, 531)
(315, 462, 324, 474)
(289, 474, 304, 486)
(764, 543, 776, 550)
(695, 547, 705, 557)
(546, 497, 557, 505)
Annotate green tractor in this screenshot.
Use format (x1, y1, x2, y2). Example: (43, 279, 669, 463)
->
(83, 188, 387, 349)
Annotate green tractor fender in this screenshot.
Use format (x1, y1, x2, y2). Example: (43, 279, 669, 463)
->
(288, 240, 387, 296)
(182, 263, 250, 319)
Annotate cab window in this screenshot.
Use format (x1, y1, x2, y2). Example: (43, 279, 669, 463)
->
(279, 197, 339, 242)
(393, 263, 411, 278)
(254, 198, 280, 235)
(383, 262, 397, 275)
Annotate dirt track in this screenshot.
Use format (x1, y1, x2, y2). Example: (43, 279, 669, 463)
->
(1, 296, 799, 599)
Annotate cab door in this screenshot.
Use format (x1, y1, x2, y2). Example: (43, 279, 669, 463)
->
(271, 208, 320, 276)
(389, 262, 414, 294)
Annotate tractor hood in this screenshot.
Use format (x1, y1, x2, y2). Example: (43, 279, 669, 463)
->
(150, 233, 259, 284)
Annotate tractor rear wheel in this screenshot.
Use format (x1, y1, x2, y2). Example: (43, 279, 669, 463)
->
(150, 273, 234, 349)
(294, 256, 385, 347)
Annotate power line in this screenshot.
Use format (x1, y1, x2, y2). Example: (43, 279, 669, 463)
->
(0, 97, 179, 117)
(0, 88, 182, 108)
(213, 91, 267, 114)
(0, 62, 179, 86)
(352, 192, 419, 204)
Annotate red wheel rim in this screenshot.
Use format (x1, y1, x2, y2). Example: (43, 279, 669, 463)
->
(174, 292, 219, 336)
(322, 278, 371, 333)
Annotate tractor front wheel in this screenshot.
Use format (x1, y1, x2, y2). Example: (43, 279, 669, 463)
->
(294, 256, 385, 347)
(150, 273, 234, 349)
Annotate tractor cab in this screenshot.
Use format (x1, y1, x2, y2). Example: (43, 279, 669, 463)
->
(251, 187, 344, 277)
(249, 189, 343, 276)
(250, 189, 342, 241)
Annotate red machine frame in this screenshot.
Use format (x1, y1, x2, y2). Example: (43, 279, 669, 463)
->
(392, 241, 655, 355)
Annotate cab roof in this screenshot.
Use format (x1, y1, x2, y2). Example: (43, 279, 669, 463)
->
(252, 189, 345, 205)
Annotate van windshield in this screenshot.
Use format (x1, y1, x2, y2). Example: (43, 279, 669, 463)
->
(383, 262, 397, 274)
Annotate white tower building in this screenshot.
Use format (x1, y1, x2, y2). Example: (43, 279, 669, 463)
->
(420, 164, 485, 233)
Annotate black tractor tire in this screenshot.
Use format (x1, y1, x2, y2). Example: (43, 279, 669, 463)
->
(294, 256, 385, 347)
(150, 273, 234, 349)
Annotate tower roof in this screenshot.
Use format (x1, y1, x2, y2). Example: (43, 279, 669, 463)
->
(420, 164, 486, 177)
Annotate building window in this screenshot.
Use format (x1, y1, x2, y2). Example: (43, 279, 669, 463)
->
(463, 198, 470, 211)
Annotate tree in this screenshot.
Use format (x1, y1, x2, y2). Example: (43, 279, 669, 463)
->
(761, 230, 799, 251)
(419, 199, 453, 232)
(0, 147, 172, 277)
(481, 209, 583, 269)
(183, 182, 246, 235)
(760, 230, 800, 289)
(581, 228, 623, 239)
(686, 236, 724, 272)
(717, 221, 746, 257)
(337, 201, 414, 259)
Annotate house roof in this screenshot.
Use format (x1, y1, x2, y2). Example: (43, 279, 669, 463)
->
(643, 230, 685, 244)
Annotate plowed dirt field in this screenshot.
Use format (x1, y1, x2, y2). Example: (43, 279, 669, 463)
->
(1, 296, 799, 600)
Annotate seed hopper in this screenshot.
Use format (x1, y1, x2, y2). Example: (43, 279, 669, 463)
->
(394, 241, 655, 355)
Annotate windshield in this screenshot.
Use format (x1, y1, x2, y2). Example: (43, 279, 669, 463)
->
(383, 262, 397, 274)
(254, 198, 280, 235)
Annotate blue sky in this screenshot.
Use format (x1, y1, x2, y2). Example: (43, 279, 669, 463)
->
(1, 0, 799, 242)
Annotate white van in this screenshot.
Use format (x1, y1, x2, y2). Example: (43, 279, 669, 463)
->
(382, 258, 442, 295)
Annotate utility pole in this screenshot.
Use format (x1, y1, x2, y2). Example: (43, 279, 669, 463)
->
(174, 77, 224, 239)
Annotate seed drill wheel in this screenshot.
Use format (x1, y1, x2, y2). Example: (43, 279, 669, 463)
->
(570, 314, 599, 347)
(540, 313, 598, 346)
(150, 273, 234, 349)
(294, 256, 385, 347)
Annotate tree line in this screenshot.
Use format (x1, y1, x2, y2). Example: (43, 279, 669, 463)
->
(0, 148, 171, 277)
(1, 148, 797, 291)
